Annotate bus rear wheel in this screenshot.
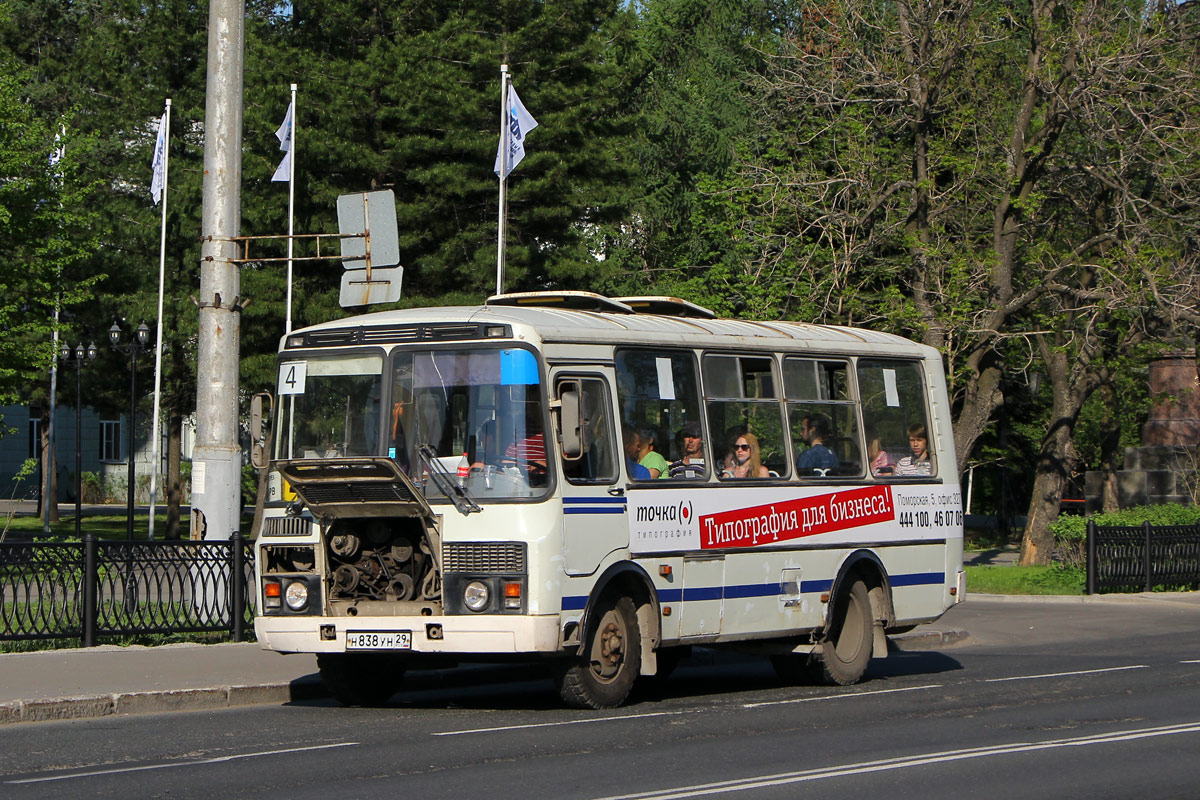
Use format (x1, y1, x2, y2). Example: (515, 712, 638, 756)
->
(809, 578, 874, 686)
(317, 653, 406, 707)
(557, 595, 641, 709)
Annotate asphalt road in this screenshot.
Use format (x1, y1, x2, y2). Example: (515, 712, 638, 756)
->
(3, 597, 1199, 800)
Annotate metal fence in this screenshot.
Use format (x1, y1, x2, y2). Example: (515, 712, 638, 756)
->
(0, 533, 254, 645)
(1086, 522, 1200, 594)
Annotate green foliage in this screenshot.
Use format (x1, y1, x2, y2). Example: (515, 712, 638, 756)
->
(1049, 503, 1200, 543)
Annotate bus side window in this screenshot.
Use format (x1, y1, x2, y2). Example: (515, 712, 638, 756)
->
(783, 358, 863, 478)
(856, 359, 934, 478)
(561, 378, 618, 484)
(703, 354, 788, 479)
(615, 349, 707, 480)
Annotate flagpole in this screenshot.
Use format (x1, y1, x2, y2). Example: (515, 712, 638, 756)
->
(285, 83, 297, 334)
(496, 64, 509, 296)
(148, 98, 171, 540)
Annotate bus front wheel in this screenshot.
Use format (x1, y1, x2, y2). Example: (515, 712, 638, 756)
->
(557, 595, 641, 709)
(810, 577, 874, 686)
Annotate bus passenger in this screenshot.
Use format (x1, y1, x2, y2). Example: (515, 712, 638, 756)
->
(635, 427, 670, 479)
(868, 437, 893, 475)
(722, 432, 769, 479)
(668, 421, 705, 478)
(796, 414, 839, 476)
(893, 424, 932, 476)
(504, 402, 547, 477)
(622, 426, 652, 480)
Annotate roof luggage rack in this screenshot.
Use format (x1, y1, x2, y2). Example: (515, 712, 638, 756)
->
(486, 291, 635, 314)
(612, 295, 716, 319)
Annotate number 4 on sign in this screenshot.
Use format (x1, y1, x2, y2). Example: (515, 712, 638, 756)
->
(279, 362, 307, 395)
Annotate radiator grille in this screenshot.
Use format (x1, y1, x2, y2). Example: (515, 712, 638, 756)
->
(442, 542, 526, 574)
(299, 484, 409, 504)
(262, 517, 313, 537)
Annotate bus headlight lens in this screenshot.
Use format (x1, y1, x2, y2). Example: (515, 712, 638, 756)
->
(285, 580, 309, 611)
(463, 581, 490, 612)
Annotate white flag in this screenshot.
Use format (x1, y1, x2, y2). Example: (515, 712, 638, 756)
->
(494, 86, 538, 179)
(272, 101, 293, 182)
(150, 111, 168, 204)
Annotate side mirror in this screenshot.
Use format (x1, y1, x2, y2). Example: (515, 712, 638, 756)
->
(250, 392, 273, 469)
(557, 382, 582, 459)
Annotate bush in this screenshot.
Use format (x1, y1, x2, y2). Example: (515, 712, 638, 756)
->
(1050, 503, 1200, 568)
(80, 471, 106, 504)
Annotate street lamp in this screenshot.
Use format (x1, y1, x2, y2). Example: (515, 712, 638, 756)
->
(59, 341, 98, 539)
(109, 321, 151, 540)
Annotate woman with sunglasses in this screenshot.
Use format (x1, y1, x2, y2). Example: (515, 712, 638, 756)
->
(722, 432, 769, 479)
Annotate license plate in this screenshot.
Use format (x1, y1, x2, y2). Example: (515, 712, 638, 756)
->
(345, 630, 412, 650)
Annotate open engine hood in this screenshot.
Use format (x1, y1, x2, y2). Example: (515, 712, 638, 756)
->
(275, 457, 435, 522)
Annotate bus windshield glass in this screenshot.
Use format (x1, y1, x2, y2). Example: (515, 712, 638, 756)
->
(389, 347, 549, 500)
(276, 354, 384, 460)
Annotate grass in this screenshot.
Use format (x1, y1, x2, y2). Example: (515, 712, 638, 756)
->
(966, 564, 1085, 595)
(3, 511, 254, 541)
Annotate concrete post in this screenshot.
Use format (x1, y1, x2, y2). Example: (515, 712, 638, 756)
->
(192, 0, 245, 542)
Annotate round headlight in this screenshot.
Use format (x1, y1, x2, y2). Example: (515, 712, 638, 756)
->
(463, 580, 490, 612)
(285, 580, 309, 611)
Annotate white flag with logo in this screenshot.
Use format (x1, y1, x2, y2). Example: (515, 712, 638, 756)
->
(150, 111, 168, 204)
(494, 86, 538, 179)
(272, 101, 293, 182)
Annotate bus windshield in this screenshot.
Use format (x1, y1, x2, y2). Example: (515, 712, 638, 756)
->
(389, 347, 549, 500)
(276, 354, 384, 460)
(274, 346, 549, 501)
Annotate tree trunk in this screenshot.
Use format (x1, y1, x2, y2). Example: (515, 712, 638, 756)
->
(952, 360, 1005, 476)
(1020, 351, 1088, 566)
(39, 406, 60, 523)
(166, 409, 182, 540)
(1098, 385, 1122, 512)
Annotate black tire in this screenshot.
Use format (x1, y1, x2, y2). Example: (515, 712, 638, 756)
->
(317, 653, 406, 707)
(809, 578, 874, 686)
(557, 595, 641, 709)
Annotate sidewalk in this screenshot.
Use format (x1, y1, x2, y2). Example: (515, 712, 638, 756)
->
(0, 642, 325, 725)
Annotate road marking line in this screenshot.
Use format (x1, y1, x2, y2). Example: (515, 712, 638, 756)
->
(433, 710, 686, 736)
(984, 664, 1148, 682)
(742, 684, 942, 709)
(1180, 659, 1200, 664)
(5, 742, 358, 785)
(592, 722, 1200, 800)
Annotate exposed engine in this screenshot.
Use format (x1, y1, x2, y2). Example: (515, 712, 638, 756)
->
(324, 518, 439, 603)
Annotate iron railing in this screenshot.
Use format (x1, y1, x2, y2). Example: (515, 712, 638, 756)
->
(1086, 521, 1200, 594)
(0, 533, 255, 645)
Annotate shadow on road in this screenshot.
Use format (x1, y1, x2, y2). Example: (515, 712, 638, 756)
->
(288, 646, 966, 712)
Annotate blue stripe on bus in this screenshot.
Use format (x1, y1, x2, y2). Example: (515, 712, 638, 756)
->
(563, 496, 627, 504)
(564, 507, 627, 515)
(560, 572, 945, 611)
(890, 572, 944, 587)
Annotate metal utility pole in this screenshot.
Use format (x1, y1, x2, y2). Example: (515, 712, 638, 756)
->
(193, 0, 245, 542)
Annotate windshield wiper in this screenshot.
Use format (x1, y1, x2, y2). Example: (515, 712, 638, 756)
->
(417, 444, 481, 516)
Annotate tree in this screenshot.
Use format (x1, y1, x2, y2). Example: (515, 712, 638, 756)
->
(681, 0, 1200, 562)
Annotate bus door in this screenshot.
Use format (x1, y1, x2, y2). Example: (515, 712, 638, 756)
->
(553, 371, 627, 576)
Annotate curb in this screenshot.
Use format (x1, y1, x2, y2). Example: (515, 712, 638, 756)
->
(0, 677, 329, 726)
(887, 628, 973, 652)
(966, 592, 1200, 608)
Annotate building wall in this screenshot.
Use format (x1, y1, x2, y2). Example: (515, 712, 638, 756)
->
(0, 404, 194, 503)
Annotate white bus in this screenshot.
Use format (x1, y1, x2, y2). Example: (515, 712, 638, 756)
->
(252, 292, 964, 708)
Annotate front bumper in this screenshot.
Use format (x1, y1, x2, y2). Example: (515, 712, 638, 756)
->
(255, 614, 562, 655)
